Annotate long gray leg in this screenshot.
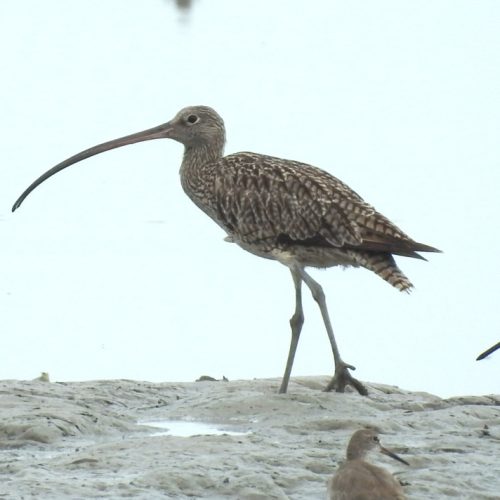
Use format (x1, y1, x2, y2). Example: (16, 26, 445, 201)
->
(298, 268, 368, 395)
(279, 268, 304, 394)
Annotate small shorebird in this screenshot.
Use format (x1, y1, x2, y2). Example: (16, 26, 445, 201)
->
(328, 429, 409, 500)
(33, 372, 50, 382)
(12, 106, 439, 394)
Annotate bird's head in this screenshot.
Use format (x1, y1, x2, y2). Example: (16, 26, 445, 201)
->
(167, 105, 225, 149)
(346, 429, 409, 466)
(12, 105, 225, 211)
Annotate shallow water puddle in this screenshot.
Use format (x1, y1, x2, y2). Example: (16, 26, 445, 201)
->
(139, 420, 250, 437)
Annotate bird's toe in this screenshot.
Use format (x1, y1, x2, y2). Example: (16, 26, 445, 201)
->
(324, 362, 368, 395)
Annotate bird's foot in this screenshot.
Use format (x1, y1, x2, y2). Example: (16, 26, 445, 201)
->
(324, 361, 368, 395)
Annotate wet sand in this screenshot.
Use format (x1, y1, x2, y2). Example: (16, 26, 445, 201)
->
(1, 377, 499, 499)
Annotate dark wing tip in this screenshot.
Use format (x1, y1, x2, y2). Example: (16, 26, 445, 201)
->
(413, 242, 442, 254)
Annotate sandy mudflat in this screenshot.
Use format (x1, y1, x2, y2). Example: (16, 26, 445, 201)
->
(0, 377, 499, 499)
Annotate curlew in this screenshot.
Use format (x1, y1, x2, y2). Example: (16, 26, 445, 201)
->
(12, 105, 440, 394)
(328, 429, 409, 500)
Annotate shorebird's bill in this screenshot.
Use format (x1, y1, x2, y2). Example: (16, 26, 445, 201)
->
(12, 122, 173, 212)
(380, 446, 409, 466)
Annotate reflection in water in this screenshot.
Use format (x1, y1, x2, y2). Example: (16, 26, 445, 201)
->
(140, 420, 250, 437)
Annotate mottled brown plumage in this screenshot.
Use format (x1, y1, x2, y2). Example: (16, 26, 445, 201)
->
(191, 150, 435, 292)
(12, 105, 440, 395)
(328, 429, 408, 500)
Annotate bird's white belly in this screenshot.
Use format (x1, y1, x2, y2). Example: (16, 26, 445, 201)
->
(225, 234, 359, 270)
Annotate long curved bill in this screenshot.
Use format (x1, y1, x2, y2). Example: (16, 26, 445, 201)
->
(476, 341, 500, 360)
(12, 122, 173, 212)
(380, 445, 409, 466)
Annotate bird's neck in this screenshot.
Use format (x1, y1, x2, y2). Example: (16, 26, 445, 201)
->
(180, 141, 224, 174)
(346, 445, 365, 461)
(179, 141, 224, 201)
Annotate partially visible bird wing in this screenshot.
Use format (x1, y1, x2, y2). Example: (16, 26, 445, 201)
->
(213, 152, 438, 257)
(328, 462, 406, 500)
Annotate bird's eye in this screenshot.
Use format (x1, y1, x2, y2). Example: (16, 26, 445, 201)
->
(186, 114, 199, 124)
(373, 436, 379, 442)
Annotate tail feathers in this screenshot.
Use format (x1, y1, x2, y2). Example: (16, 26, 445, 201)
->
(349, 235, 442, 261)
(412, 241, 442, 253)
(355, 251, 413, 292)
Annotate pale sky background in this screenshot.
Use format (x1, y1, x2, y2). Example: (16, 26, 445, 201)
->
(1, 1, 499, 397)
